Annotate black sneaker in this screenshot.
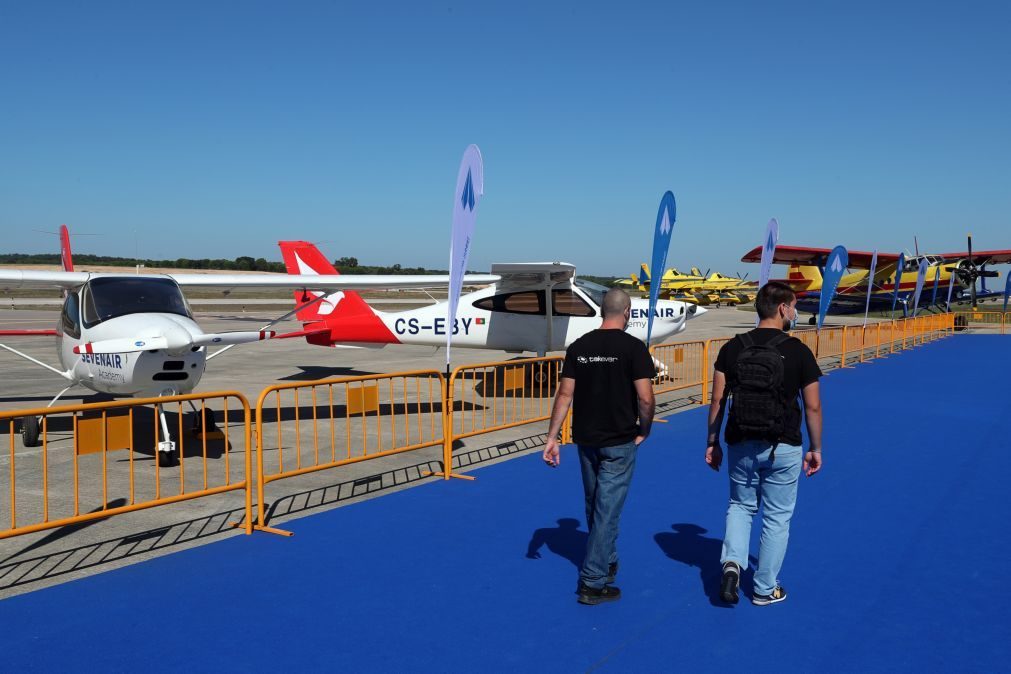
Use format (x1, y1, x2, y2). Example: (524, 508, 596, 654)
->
(752, 586, 787, 606)
(607, 562, 619, 584)
(720, 562, 740, 604)
(577, 583, 621, 605)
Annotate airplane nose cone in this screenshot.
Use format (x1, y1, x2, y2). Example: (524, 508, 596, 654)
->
(690, 305, 707, 318)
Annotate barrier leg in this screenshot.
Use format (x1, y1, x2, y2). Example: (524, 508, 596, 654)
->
(424, 375, 475, 481)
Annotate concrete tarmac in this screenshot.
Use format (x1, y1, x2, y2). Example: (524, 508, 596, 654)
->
(0, 305, 871, 598)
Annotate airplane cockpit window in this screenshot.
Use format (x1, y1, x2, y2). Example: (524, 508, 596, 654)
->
(472, 290, 545, 315)
(552, 289, 596, 317)
(60, 291, 81, 339)
(82, 277, 192, 328)
(573, 279, 607, 307)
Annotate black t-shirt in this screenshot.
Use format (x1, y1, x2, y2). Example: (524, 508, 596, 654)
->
(561, 329, 656, 448)
(714, 328, 822, 446)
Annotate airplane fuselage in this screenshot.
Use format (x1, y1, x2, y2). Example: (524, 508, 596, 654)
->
(303, 283, 701, 353)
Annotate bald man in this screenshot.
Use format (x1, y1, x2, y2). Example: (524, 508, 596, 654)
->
(544, 288, 656, 605)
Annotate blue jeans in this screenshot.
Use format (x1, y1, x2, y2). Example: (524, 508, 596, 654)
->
(578, 440, 638, 588)
(720, 440, 803, 596)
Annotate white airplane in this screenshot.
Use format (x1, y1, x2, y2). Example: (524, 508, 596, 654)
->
(0, 226, 498, 462)
(276, 241, 705, 359)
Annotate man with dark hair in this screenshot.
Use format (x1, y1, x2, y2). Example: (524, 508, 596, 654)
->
(544, 288, 655, 605)
(705, 281, 823, 606)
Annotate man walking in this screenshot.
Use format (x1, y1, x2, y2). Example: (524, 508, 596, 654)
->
(705, 281, 823, 606)
(544, 288, 655, 605)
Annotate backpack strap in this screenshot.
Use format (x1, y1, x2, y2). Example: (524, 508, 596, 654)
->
(766, 332, 791, 349)
(737, 332, 755, 348)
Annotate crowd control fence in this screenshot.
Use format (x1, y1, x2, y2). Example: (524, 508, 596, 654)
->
(0, 311, 983, 543)
(952, 311, 1007, 334)
(0, 391, 252, 540)
(253, 370, 446, 534)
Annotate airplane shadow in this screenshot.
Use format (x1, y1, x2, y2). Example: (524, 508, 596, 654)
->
(654, 523, 757, 607)
(0, 406, 233, 461)
(278, 366, 381, 382)
(256, 399, 487, 424)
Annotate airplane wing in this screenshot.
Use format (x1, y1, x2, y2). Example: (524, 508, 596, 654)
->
(489, 262, 576, 290)
(0, 269, 499, 291)
(168, 273, 500, 291)
(932, 249, 1011, 265)
(0, 270, 90, 290)
(740, 245, 900, 270)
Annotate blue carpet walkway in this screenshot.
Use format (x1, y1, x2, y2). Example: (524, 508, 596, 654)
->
(2, 336, 1009, 672)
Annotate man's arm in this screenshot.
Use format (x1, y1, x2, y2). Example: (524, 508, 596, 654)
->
(542, 377, 575, 467)
(705, 370, 728, 471)
(633, 378, 655, 444)
(801, 380, 822, 476)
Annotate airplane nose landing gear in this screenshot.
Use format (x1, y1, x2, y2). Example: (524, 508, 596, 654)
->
(157, 393, 178, 467)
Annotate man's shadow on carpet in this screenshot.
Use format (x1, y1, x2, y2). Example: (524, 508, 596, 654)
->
(654, 523, 757, 608)
(526, 518, 586, 568)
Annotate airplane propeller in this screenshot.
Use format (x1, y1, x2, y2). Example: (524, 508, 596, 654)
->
(954, 233, 999, 309)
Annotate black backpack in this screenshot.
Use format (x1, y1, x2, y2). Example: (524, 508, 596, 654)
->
(728, 332, 789, 441)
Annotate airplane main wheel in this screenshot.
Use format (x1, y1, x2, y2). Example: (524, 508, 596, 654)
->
(157, 450, 178, 468)
(191, 408, 218, 436)
(954, 314, 969, 332)
(21, 415, 40, 448)
(808, 316, 817, 326)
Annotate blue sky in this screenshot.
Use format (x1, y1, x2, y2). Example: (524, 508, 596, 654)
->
(1, 1, 1009, 276)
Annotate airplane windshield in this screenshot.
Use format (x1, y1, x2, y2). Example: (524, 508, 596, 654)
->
(574, 279, 608, 307)
(82, 277, 191, 328)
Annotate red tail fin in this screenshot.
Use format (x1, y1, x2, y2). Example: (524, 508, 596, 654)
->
(60, 224, 74, 272)
(278, 241, 375, 322)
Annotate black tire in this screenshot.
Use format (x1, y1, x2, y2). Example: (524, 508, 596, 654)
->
(157, 450, 178, 468)
(191, 408, 218, 436)
(808, 315, 817, 326)
(21, 415, 40, 447)
(954, 314, 969, 332)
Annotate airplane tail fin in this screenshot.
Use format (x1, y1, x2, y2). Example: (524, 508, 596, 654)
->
(639, 263, 650, 282)
(690, 266, 703, 277)
(60, 224, 74, 272)
(786, 264, 821, 290)
(278, 241, 376, 323)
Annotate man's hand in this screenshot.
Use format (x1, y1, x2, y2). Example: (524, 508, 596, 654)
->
(543, 438, 561, 467)
(803, 450, 822, 476)
(634, 435, 647, 446)
(705, 443, 723, 472)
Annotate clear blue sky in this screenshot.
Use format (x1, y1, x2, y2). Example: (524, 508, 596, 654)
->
(1, 1, 1009, 277)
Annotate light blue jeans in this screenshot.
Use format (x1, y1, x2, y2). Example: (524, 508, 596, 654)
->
(720, 440, 803, 596)
(577, 440, 638, 588)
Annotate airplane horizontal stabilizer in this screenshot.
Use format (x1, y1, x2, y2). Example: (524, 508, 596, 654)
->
(0, 329, 58, 336)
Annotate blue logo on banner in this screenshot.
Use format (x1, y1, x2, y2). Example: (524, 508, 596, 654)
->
(817, 245, 848, 330)
(460, 169, 475, 212)
(646, 191, 677, 344)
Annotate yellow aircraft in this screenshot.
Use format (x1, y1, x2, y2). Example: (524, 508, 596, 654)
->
(741, 241, 1011, 322)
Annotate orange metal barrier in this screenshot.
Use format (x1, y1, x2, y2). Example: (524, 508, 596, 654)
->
(953, 311, 1005, 334)
(0, 391, 252, 540)
(650, 340, 707, 398)
(446, 355, 567, 450)
(254, 370, 445, 533)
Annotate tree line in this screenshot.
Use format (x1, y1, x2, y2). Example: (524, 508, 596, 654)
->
(0, 253, 617, 284)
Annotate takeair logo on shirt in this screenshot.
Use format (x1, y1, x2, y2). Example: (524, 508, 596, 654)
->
(577, 355, 618, 364)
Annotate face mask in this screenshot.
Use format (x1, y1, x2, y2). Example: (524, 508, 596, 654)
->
(783, 307, 797, 332)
